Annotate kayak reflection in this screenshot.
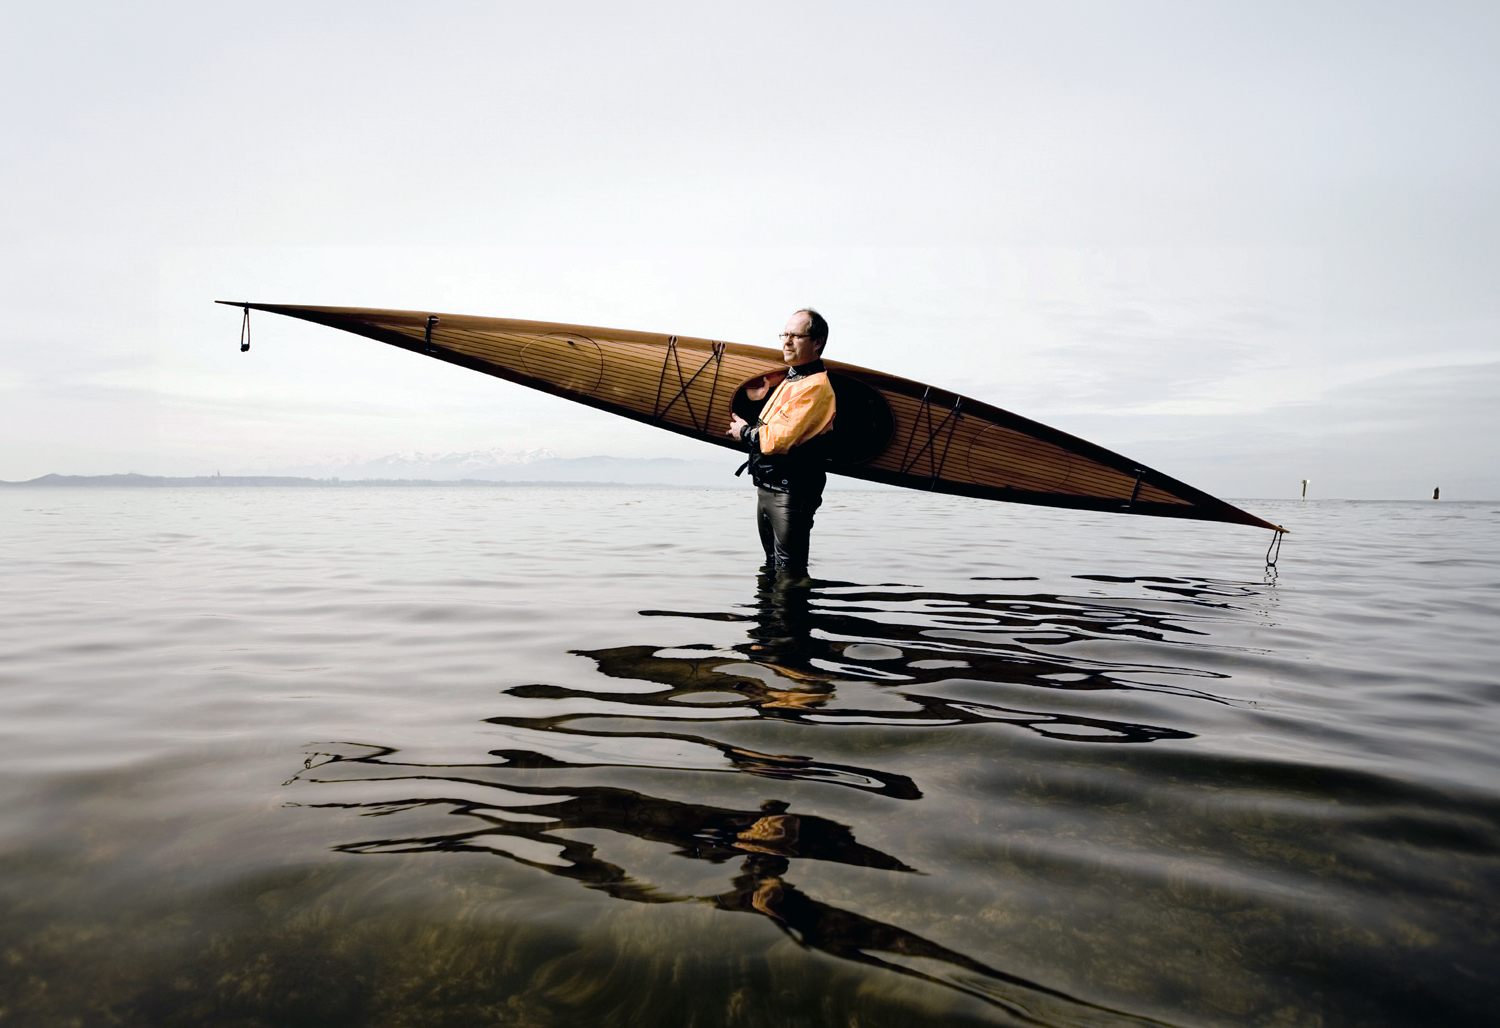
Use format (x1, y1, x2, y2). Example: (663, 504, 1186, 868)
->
(291, 747, 1160, 1025)
(526, 571, 1203, 744)
(287, 574, 1224, 1024)
(293, 757, 911, 893)
(712, 852, 1163, 1024)
(644, 570, 1241, 705)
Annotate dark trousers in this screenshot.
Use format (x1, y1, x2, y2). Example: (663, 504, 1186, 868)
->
(756, 487, 823, 573)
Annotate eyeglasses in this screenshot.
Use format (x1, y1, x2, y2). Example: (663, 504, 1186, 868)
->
(778, 332, 811, 343)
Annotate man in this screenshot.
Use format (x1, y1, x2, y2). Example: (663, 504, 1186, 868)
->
(727, 309, 837, 575)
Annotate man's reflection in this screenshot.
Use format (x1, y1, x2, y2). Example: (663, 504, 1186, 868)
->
(740, 570, 838, 709)
(732, 799, 801, 857)
(708, 850, 1157, 1023)
(634, 571, 1241, 710)
(300, 759, 1144, 1024)
(590, 572, 1197, 742)
(289, 565, 1220, 1024)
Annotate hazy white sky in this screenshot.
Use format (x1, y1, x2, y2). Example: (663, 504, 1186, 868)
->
(3, 1, 1497, 497)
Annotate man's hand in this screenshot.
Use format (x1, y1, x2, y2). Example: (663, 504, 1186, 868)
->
(728, 414, 749, 441)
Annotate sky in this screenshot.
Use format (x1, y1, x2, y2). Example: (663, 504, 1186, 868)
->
(2, 0, 1497, 498)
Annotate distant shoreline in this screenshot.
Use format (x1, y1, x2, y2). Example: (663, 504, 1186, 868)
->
(0, 473, 731, 489)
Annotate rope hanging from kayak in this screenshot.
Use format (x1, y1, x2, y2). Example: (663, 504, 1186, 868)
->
(239, 305, 251, 352)
(1265, 529, 1285, 568)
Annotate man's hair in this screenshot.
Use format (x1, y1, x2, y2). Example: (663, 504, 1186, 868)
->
(797, 308, 829, 351)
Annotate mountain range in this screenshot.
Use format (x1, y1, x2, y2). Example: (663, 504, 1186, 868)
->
(3, 450, 890, 489)
(249, 449, 739, 486)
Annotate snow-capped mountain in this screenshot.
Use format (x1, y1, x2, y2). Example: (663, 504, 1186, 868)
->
(246, 448, 557, 480)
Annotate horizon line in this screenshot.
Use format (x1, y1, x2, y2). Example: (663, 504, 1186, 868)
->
(0, 472, 1481, 503)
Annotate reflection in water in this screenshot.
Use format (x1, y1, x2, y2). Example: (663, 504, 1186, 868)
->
(293, 747, 1162, 1025)
(666, 570, 1245, 696)
(290, 573, 1251, 1024)
(298, 757, 913, 890)
(11, 492, 1500, 1027)
(709, 851, 1167, 1024)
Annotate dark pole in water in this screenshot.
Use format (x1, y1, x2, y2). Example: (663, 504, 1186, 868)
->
(1301, 479, 1309, 499)
(1433, 487, 1440, 500)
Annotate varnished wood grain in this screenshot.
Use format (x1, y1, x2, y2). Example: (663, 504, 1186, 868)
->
(219, 302, 1283, 532)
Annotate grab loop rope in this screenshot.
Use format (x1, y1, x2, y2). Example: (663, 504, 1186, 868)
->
(239, 305, 251, 352)
(1265, 529, 1284, 568)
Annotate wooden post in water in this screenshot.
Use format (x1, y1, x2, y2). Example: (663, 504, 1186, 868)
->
(1433, 487, 1440, 500)
(1301, 479, 1309, 499)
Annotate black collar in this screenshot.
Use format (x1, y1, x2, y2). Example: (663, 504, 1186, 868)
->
(785, 358, 826, 380)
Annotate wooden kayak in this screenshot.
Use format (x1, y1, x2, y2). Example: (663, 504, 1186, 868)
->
(220, 302, 1284, 532)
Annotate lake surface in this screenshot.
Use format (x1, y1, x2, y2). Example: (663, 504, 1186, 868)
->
(1, 486, 1497, 1027)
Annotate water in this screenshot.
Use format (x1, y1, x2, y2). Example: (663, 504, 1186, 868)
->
(1, 486, 1497, 1027)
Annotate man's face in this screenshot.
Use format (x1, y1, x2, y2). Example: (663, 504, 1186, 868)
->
(780, 312, 820, 366)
